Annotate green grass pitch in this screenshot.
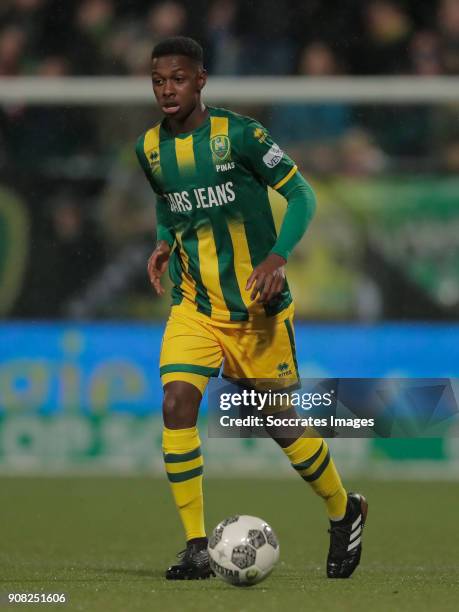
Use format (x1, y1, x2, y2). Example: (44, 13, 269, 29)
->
(1, 477, 458, 611)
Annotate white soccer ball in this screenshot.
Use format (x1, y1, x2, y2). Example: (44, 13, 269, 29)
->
(208, 515, 280, 586)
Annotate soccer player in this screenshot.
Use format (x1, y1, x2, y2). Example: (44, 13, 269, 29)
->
(136, 36, 367, 580)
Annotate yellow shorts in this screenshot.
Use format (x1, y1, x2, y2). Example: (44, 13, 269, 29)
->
(160, 303, 299, 394)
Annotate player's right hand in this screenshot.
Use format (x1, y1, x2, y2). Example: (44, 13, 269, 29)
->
(147, 241, 171, 296)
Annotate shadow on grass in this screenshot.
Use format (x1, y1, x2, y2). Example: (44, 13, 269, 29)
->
(0, 567, 163, 583)
(87, 566, 164, 579)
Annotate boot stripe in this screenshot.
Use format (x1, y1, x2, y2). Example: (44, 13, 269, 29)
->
(352, 514, 362, 530)
(350, 525, 362, 541)
(347, 536, 361, 551)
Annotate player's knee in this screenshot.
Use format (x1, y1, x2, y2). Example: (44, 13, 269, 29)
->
(162, 383, 200, 428)
(263, 406, 305, 448)
(162, 392, 190, 426)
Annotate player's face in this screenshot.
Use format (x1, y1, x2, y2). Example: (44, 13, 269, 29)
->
(151, 55, 207, 121)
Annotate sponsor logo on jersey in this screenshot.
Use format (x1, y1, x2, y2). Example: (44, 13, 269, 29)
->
(164, 181, 236, 213)
(210, 135, 231, 163)
(263, 143, 284, 168)
(216, 161, 236, 172)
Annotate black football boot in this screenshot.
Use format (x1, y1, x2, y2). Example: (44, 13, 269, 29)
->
(327, 492, 368, 578)
(165, 538, 214, 580)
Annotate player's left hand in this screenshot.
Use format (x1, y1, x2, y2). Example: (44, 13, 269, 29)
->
(246, 253, 287, 303)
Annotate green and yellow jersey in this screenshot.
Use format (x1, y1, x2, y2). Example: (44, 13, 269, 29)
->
(136, 106, 309, 322)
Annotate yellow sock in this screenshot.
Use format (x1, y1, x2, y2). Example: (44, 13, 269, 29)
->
(282, 437, 348, 520)
(162, 426, 205, 541)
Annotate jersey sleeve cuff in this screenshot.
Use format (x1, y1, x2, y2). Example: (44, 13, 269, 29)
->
(269, 246, 290, 261)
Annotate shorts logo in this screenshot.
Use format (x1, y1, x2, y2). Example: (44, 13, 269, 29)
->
(277, 362, 292, 377)
(210, 135, 231, 163)
(263, 143, 283, 168)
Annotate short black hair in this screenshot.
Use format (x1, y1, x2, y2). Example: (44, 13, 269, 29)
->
(151, 36, 203, 65)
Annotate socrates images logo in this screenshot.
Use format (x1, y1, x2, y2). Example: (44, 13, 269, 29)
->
(210, 135, 231, 163)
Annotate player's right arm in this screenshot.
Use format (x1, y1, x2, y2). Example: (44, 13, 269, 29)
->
(147, 239, 170, 296)
(147, 195, 176, 295)
(135, 134, 175, 296)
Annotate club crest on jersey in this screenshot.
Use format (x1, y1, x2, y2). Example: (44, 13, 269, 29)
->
(210, 135, 231, 163)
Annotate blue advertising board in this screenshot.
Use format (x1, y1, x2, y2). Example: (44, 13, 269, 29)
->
(1, 322, 459, 415)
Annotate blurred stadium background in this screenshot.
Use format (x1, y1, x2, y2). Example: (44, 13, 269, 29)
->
(1, 0, 459, 478)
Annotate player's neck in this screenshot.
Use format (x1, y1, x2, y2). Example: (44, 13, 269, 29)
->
(165, 102, 209, 137)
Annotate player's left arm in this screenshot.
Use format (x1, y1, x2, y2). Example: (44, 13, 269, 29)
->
(242, 121, 316, 302)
